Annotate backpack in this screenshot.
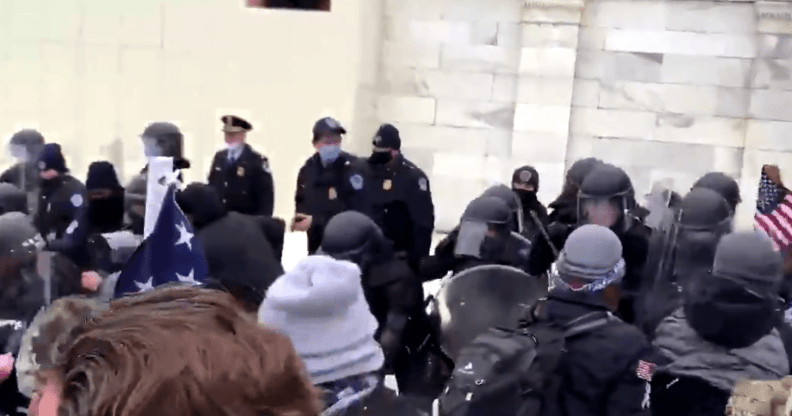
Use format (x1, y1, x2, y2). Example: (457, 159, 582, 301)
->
(438, 310, 612, 416)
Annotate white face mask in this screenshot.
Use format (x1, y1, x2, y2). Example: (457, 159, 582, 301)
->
(227, 142, 243, 152)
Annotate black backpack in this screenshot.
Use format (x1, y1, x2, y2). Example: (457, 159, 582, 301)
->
(438, 310, 612, 416)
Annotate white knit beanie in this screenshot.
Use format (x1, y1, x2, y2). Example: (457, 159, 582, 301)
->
(258, 255, 384, 385)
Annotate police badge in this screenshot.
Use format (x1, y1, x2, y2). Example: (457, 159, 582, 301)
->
(328, 187, 337, 200)
(237, 166, 245, 177)
(418, 177, 427, 191)
(350, 174, 364, 190)
(383, 179, 392, 191)
(519, 170, 532, 182)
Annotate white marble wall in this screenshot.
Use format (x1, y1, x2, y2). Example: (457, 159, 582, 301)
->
(379, 0, 583, 231)
(570, 0, 792, 230)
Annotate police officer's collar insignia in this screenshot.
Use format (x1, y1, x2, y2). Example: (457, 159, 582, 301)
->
(418, 177, 427, 191)
(519, 170, 532, 182)
(350, 174, 364, 190)
(71, 194, 83, 207)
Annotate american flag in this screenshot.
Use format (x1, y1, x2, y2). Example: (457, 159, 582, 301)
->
(754, 166, 792, 251)
(636, 360, 656, 381)
(115, 184, 209, 297)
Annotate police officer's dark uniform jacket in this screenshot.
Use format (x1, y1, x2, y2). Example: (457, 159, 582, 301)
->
(295, 117, 368, 254)
(34, 144, 91, 269)
(177, 183, 284, 311)
(365, 124, 434, 270)
(208, 115, 275, 217)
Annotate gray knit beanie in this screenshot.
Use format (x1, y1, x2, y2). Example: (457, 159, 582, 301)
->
(712, 231, 782, 290)
(555, 224, 625, 291)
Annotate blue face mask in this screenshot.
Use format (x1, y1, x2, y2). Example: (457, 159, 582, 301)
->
(318, 145, 341, 164)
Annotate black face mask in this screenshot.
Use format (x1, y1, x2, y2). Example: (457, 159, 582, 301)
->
(368, 152, 392, 165)
(89, 196, 125, 232)
(514, 189, 537, 204)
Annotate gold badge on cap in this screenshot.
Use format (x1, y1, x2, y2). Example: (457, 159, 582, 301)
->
(328, 187, 337, 200)
(237, 166, 245, 177)
(383, 179, 392, 191)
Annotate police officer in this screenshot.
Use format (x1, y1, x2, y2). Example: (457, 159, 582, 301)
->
(420, 196, 533, 280)
(511, 165, 549, 240)
(480, 184, 523, 235)
(208, 115, 275, 217)
(292, 117, 368, 254)
(365, 123, 434, 271)
(125, 122, 190, 235)
(691, 171, 741, 213)
(319, 211, 443, 400)
(1, 129, 45, 193)
(34, 143, 91, 268)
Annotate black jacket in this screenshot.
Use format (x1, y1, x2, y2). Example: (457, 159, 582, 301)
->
(178, 186, 284, 310)
(544, 290, 657, 416)
(208, 144, 275, 217)
(35, 174, 90, 268)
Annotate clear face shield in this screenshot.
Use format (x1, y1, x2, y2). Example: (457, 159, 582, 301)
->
(141, 136, 162, 157)
(454, 219, 492, 259)
(578, 195, 626, 228)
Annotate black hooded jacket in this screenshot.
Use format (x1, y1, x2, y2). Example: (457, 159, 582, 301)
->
(177, 185, 285, 309)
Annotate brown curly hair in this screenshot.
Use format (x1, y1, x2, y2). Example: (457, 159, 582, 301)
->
(31, 286, 320, 416)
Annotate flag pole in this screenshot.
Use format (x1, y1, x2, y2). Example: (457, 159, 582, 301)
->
(144, 157, 175, 239)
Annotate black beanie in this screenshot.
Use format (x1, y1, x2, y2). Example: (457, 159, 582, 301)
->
(37, 143, 67, 173)
(86, 161, 123, 191)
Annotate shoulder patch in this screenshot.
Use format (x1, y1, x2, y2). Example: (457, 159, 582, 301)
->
(350, 174, 364, 190)
(418, 177, 428, 191)
(71, 194, 83, 207)
(262, 158, 271, 173)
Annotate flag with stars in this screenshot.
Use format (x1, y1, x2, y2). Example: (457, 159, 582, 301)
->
(755, 165, 792, 251)
(115, 184, 208, 297)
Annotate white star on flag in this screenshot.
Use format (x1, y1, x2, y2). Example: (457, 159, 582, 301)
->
(174, 221, 194, 251)
(135, 276, 155, 292)
(176, 269, 200, 285)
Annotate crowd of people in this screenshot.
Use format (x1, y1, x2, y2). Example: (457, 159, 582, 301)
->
(0, 115, 789, 416)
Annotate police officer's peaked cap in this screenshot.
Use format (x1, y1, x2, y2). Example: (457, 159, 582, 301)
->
(142, 122, 182, 138)
(312, 117, 346, 138)
(9, 129, 45, 146)
(512, 165, 539, 190)
(461, 196, 511, 224)
(221, 115, 253, 133)
(677, 187, 731, 230)
(373, 123, 400, 150)
(692, 172, 741, 209)
(579, 164, 634, 198)
(321, 211, 381, 255)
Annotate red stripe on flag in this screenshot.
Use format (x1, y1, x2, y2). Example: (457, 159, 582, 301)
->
(755, 194, 792, 251)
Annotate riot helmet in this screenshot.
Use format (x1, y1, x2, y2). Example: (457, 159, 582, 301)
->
(0, 213, 41, 317)
(564, 158, 602, 193)
(0, 183, 28, 215)
(7, 129, 45, 163)
(454, 196, 512, 259)
(140, 122, 189, 169)
(319, 211, 392, 272)
(577, 164, 635, 233)
(481, 184, 523, 234)
(692, 172, 741, 213)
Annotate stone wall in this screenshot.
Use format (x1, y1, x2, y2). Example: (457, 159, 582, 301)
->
(379, 0, 584, 231)
(570, 0, 792, 229)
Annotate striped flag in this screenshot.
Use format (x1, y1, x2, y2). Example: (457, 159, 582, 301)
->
(754, 165, 792, 251)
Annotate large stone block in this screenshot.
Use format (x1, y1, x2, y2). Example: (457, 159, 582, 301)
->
(511, 131, 568, 164)
(7, 0, 45, 41)
(42, 0, 82, 43)
(41, 44, 79, 115)
(442, 0, 524, 23)
(486, 131, 514, 159)
(82, 0, 122, 46)
(383, 41, 441, 69)
(753, 59, 792, 91)
(118, 0, 163, 47)
(575, 50, 663, 83)
(377, 95, 436, 124)
(757, 34, 792, 59)
(380, 69, 495, 101)
(384, 0, 444, 19)
(393, 122, 501, 154)
(435, 100, 516, 130)
(757, 1, 792, 35)
(716, 88, 750, 118)
(492, 74, 518, 102)
(81, 46, 122, 124)
(522, 24, 579, 49)
(516, 76, 575, 106)
(497, 23, 522, 48)
(605, 30, 757, 58)
(598, 81, 664, 112)
(572, 79, 600, 108)
(578, 27, 608, 50)
(431, 173, 489, 231)
(570, 108, 655, 138)
(653, 116, 746, 148)
(666, 2, 754, 34)
(514, 104, 571, 136)
(746, 120, 792, 152)
(384, 19, 471, 44)
(661, 55, 751, 88)
(663, 84, 723, 116)
(581, 1, 667, 31)
(750, 89, 792, 122)
(441, 44, 520, 73)
(565, 135, 596, 162)
(118, 48, 165, 125)
(523, 1, 583, 24)
(519, 47, 577, 77)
